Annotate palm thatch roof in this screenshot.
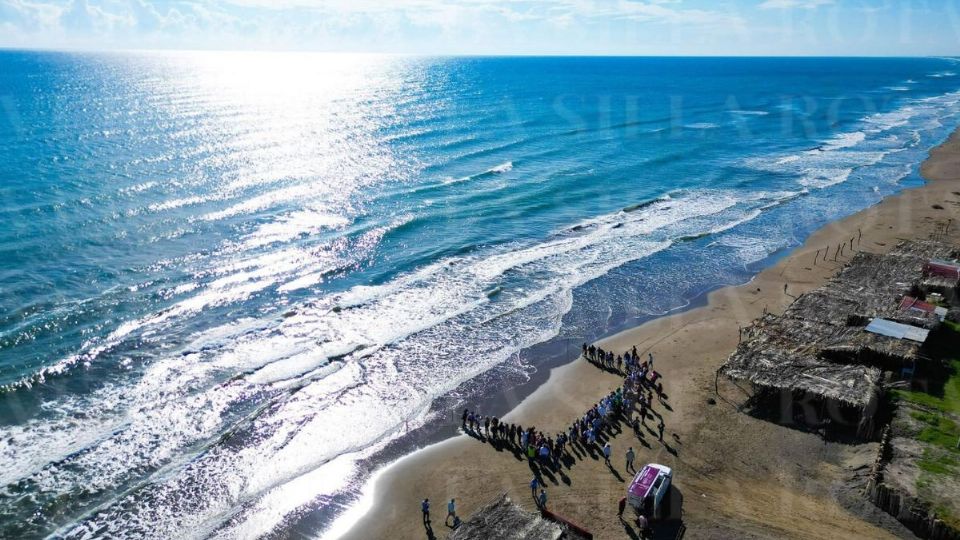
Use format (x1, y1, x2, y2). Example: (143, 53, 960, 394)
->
(922, 275, 960, 292)
(889, 239, 958, 259)
(449, 494, 564, 540)
(721, 344, 882, 408)
(719, 240, 956, 413)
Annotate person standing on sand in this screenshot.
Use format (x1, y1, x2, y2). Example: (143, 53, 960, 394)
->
(603, 442, 612, 465)
(538, 489, 548, 509)
(626, 447, 635, 472)
(421, 498, 430, 524)
(539, 443, 550, 465)
(461, 409, 468, 428)
(530, 476, 541, 497)
(446, 498, 456, 526)
(637, 514, 649, 535)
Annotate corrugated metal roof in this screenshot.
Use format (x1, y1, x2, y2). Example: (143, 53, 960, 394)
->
(865, 318, 930, 343)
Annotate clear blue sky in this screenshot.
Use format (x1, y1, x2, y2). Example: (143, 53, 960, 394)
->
(1, 0, 959, 55)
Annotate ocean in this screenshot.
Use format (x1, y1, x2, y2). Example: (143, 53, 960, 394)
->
(1, 52, 958, 539)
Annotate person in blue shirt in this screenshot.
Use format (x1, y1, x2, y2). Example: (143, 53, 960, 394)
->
(445, 498, 456, 526)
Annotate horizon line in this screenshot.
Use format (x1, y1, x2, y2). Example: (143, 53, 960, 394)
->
(0, 46, 957, 59)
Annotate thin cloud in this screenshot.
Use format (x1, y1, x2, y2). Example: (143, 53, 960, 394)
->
(0, 0, 951, 55)
(758, 0, 834, 9)
(218, 0, 743, 27)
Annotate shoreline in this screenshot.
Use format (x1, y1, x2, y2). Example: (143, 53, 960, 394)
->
(329, 128, 960, 540)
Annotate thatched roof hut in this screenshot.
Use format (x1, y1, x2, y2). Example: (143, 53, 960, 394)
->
(448, 494, 564, 540)
(889, 239, 958, 260)
(720, 345, 882, 409)
(718, 240, 957, 439)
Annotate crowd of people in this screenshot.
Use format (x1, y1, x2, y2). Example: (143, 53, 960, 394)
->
(460, 407, 571, 470)
(583, 343, 668, 441)
(450, 342, 669, 537)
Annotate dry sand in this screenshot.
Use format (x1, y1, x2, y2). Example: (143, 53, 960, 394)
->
(335, 130, 960, 540)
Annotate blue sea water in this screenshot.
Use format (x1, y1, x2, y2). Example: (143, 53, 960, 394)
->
(1, 52, 959, 538)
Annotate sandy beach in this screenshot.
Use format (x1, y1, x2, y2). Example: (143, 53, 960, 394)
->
(334, 129, 960, 540)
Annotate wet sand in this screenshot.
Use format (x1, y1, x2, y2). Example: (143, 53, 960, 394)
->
(333, 128, 960, 540)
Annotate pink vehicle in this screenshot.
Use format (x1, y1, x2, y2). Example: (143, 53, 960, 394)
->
(627, 463, 673, 520)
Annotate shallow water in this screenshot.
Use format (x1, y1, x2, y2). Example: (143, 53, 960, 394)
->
(0, 53, 959, 538)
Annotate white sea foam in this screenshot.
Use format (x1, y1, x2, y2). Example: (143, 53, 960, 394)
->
(819, 131, 866, 151)
(242, 210, 350, 249)
(714, 233, 790, 265)
(488, 160, 513, 173)
(442, 160, 513, 184)
(864, 108, 917, 132)
(729, 110, 770, 116)
(775, 155, 801, 165)
(798, 167, 853, 188)
(119, 181, 159, 195)
(148, 195, 208, 212)
(745, 87, 960, 194)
